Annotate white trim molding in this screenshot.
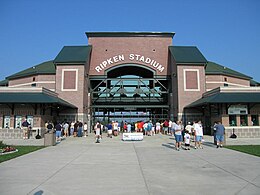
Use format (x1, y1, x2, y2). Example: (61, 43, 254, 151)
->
(183, 69, 200, 91)
(61, 69, 78, 91)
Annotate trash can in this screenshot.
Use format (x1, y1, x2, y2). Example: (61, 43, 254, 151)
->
(44, 130, 56, 146)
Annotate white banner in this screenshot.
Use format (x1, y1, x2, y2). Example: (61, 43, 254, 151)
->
(122, 133, 143, 141)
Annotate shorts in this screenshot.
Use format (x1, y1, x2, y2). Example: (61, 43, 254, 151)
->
(56, 131, 61, 138)
(185, 143, 190, 146)
(196, 135, 203, 142)
(216, 135, 224, 142)
(175, 135, 182, 142)
(107, 130, 112, 134)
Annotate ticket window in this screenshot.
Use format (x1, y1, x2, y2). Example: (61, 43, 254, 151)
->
(3, 116, 11, 128)
(27, 116, 34, 127)
(229, 115, 237, 126)
(251, 115, 259, 126)
(240, 115, 248, 126)
(15, 116, 22, 128)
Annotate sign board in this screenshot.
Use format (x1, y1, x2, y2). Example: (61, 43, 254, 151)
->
(228, 105, 248, 115)
(122, 133, 143, 141)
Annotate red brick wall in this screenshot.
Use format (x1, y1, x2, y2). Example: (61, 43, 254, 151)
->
(55, 65, 85, 113)
(8, 75, 56, 90)
(177, 65, 205, 113)
(206, 75, 250, 91)
(88, 37, 172, 76)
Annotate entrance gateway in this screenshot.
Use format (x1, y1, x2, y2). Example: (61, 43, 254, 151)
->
(90, 64, 170, 125)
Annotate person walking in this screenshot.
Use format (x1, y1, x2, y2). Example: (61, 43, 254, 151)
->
(214, 121, 225, 148)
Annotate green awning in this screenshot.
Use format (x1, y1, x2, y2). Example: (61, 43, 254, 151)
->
(0, 92, 77, 108)
(186, 92, 260, 108)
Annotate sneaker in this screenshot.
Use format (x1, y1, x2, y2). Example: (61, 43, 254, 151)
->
(217, 145, 219, 148)
(194, 147, 197, 149)
(220, 145, 223, 148)
(188, 148, 190, 150)
(177, 148, 180, 151)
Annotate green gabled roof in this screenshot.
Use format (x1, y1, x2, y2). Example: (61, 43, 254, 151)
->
(186, 92, 260, 108)
(0, 92, 76, 108)
(54, 45, 92, 64)
(0, 79, 8, 86)
(6, 60, 55, 80)
(206, 61, 252, 80)
(169, 46, 207, 64)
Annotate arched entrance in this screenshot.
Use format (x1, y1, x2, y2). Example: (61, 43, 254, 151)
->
(89, 64, 170, 126)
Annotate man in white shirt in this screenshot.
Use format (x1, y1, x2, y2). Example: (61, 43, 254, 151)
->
(194, 120, 203, 149)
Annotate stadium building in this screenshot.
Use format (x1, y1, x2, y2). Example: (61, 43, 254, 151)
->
(0, 32, 260, 138)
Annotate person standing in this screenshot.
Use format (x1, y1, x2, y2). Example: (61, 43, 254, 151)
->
(63, 122, 69, 137)
(21, 119, 30, 140)
(83, 122, 88, 137)
(127, 123, 132, 133)
(107, 122, 113, 138)
(215, 121, 225, 148)
(94, 121, 102, 143)
(70, 121, 75, 137)
(55, 122, 62, 142)
(113, 121, 119, 136)
(78, 121, 83, 137)
(156, 121, 161, 134)
(184, 130, 191, 150)
(194, 121, 204, 149)
(175, 121, 183, 151)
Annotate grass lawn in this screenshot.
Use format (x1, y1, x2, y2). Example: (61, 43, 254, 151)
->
(226, 145, 260, 157)
(0, 145, 45, 163)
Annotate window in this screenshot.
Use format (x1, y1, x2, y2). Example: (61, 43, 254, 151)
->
(229, 115, 237, 126)
(240, 115, 248, 126)
(224, 83, 228, 87)
(31, 83, 36, 87)
(224, 77, 227, 82)
(251, 115, 259, 126)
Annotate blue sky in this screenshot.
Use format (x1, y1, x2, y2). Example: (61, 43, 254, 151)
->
(0, 0, 259, 81)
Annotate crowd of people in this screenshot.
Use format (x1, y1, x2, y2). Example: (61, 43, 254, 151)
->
(44, 120, 88, 143)
(41, 119, 225, 148)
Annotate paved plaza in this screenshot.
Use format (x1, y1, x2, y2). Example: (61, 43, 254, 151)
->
(0, 134, 260, 195)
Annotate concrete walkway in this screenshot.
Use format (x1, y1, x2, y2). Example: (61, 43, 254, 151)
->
(0, 134, 259, 195)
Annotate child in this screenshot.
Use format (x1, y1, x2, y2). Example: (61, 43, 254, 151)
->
(184, 130, 191, 150)
(94, 121, 102, 143)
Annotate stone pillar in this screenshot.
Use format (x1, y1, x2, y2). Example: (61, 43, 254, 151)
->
(236, 115, 240, 126)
